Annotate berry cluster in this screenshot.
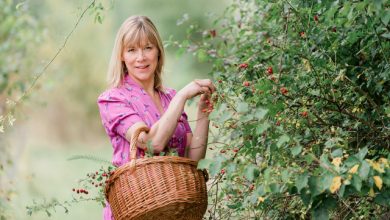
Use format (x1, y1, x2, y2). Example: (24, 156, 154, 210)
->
(201, 98, 214, 113)
(72, 165, 115, 200)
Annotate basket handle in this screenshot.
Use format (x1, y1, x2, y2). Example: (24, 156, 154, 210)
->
(129, 125, 150, 173)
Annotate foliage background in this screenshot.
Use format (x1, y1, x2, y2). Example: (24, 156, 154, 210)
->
(2, 0, 389, 219)
(0, 0, 227, 219)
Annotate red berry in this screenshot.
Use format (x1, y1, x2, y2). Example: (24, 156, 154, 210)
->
(267, 66, 273, 75)
(233, 148, 239, 153)
(276, 121, 281, 126)
(249, 184, 255, 191)
(280, 87, 288, 95)
(239, 63, 248, 69)
(314, 15, 319, 22)
(209, 29, 216, 38)
(301, 111, 308, 117)
(218, 79, 222, 83)
(300, 31, 305, 38)
(243, 81, 250, 87)
(96, 171, 99, 175)
(221, 169, 226, 174)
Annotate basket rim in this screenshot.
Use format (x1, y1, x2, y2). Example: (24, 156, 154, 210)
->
(104, 156, 201, 200)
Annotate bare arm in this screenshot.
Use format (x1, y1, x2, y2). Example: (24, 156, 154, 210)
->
(125, 79, 216, 154)
(186, 94, 212, 161)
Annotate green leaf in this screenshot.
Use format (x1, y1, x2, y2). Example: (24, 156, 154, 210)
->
(359, 160, 370, 180)
(227, 202, 242, 209)
(254, 108, 268, 120)
(255, 185, 266, 196)
(300, 189, 311, 206)
(291, 145, 302, 156)
(309, 89, 320, 96)
(381, 10, 390, 25)
(331, 148, 343, 158)
(339, 184, 346, 198)
(312, 196, 337, 220)
(276, 134, 290, 148)
(352, 175, 362, 192)
(269, 183, 280, 193)
(374, 189, 390, 206)
(281, 170, 290, 182)
(344, 156, 360, 167)
(244, 164, 258, 182)
(355, 147, 368, 161)
(309, 176, 322, 197)
(305, 153, 316, 165)
(296, 172, 309, 192)
(381, 32, 390, 39)
(256, 122, 270, 134)
(237, 102, 249, 113)
(312, 206, 328, 220)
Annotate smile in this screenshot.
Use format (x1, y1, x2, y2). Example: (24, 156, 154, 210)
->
(136, 65, 150, 69)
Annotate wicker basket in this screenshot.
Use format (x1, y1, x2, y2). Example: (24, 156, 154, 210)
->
(104, 126, 208, 220)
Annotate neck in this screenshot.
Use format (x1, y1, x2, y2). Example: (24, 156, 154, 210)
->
(128, 74, 156, 95)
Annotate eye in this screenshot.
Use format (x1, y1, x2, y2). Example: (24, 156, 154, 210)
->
(145, 46, 153, 50)
(127, 48, 135, 52)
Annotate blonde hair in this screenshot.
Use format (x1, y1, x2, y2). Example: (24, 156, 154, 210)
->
(107, 16, 165, 90)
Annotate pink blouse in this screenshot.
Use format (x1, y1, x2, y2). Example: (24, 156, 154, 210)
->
(97, 74, 192, 219)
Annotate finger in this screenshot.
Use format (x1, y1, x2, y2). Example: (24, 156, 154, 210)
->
(202, 80, 215, 93)
(198, 86, 210, 95)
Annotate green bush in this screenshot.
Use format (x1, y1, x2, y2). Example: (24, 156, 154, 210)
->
(178, 0, 390, 219)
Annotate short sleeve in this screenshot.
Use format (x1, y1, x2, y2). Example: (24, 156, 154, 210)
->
(97, 91, 143, 138)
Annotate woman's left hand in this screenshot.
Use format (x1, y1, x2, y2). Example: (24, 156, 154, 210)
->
(198, 92, 214, 115)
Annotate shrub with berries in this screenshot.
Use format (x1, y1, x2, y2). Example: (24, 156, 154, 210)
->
(176, 0, 390, 219)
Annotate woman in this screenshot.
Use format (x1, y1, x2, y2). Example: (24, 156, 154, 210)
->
(97, 15, 215, 219)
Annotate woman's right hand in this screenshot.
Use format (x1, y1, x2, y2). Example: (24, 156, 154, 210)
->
(177, 79, 216, 100)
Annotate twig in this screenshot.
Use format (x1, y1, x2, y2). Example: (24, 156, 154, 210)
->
(1, 0, 97, 125)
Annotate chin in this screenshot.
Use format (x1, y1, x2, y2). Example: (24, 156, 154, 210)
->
(133, 73, 154, 82)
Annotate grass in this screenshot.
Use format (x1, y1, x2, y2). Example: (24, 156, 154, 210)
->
(10, 143, 111, 220)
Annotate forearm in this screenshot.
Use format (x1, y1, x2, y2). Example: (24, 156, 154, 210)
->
(145, 92, 187, 151)
(188, 113, 210, 161)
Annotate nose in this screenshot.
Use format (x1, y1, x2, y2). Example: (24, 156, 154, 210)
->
(135, 49, 145, 61)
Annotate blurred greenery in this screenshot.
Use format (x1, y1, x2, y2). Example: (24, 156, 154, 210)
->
(2, 0, 228, 219)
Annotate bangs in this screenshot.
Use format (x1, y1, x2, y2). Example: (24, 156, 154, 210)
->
(123, 24, 158, 49)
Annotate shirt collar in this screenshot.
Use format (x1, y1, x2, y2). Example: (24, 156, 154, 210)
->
(123, 74, 142, 88)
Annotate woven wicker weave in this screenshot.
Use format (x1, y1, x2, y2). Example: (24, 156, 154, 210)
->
(105, 126, 208, 220)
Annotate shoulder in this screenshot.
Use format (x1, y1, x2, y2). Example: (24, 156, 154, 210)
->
(97, 87, 129, 103)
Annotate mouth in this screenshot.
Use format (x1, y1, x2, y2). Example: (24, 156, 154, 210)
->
(135, 65, 150, 69)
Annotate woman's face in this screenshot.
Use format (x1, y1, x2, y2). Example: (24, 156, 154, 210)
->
(122, 41, 159, 84)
